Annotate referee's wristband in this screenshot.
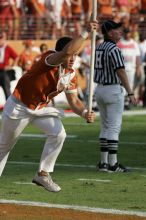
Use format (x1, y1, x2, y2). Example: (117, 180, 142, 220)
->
(128, 93, 134, 96)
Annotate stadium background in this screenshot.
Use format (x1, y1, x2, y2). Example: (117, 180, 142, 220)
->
(1, 0, 146, 109)
(1, 1, 146, 219)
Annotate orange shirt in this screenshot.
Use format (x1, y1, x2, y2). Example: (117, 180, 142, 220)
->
(82, 0, 93, 13)
(18, 50, 34, 71)
(26, 0, 46, 16)
(130, 0, 140, 14)
(98, 0, 112, 16)
(141, 0, 146, 10)
(71, 0, 82, 14)
(61, 0, 71, 18)
(13, 51, 77, 110)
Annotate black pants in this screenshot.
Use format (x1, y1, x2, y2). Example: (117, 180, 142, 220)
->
(0, 69, 11, 100)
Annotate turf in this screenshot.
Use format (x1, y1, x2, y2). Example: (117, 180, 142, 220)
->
(0, 115, 146, 212)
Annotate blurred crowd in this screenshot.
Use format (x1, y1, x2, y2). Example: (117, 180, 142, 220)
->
(0, 0, 146, 40)
(1, 30, 146, 110)
(1, 0, 146, 110)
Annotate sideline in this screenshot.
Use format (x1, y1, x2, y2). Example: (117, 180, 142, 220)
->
(0, 199, 146, 217)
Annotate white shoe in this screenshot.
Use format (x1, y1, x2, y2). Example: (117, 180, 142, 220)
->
(32, 173, 61, 192)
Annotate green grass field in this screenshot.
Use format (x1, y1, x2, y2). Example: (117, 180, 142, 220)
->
(0, 114, 146, 213)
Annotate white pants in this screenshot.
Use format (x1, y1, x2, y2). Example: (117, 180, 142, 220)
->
(0, 95, 66, 176)
(95, 85, 124, 141)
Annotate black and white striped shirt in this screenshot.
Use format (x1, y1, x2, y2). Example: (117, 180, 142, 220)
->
(94, 40, 125, 84)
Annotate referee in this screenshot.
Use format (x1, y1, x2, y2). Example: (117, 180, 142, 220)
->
(94, 20, 137, 172)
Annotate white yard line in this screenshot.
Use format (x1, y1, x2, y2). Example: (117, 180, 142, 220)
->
(13, 181, 34, 185)
(65, 110, 146, 117)
(141, 175, 146, 177)
(20, 134, 77, 138)
(17, 133, 146, 145)
(72, 140, 146, 145)
(78, 178, 111, 182)
(0, 199, 146, 217)
(13, 179, 112, 185)
(7, 161, 146, 171)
